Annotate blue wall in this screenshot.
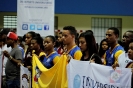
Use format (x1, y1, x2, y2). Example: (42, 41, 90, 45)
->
(0, 0, 133, 16)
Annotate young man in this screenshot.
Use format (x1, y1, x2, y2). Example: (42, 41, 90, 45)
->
(0, 28, 12, 88)
(118, 30, 133, 67)
(104, 27, 124, 66)
(62, 26, 82, 60)
(3, 32, 22, 88)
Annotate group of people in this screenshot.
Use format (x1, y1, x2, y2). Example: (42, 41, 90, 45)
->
(0, 26, 133, 88)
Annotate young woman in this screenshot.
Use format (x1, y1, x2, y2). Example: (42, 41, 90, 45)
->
(30, 33, 45, 62)
(42, 35, 60, 69)
(56, 32, 64, 55)
(24, 31, 36, 69)
(79, 32, 102, 64)
(126, 40, 133, 86)
(99, 39, 109, 62)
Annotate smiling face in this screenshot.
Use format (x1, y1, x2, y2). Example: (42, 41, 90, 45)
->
(78, 37, 87, 52)
(128, 42, 133, 60)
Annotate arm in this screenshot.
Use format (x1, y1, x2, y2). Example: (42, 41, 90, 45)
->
(3, 50, 22, 64)
(103, 53, 106, 65)
(73, 50, 82, 60)
(114, 50, 124, 64)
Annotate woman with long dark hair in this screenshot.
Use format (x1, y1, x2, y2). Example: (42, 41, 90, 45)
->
(78, 32, 102, 64)
(99, 39, 109, 62)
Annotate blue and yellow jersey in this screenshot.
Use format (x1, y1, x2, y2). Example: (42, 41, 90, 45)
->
(103, 44, 124, 66)
(68, 45, 82, 60)
(42, 52, 60, 69)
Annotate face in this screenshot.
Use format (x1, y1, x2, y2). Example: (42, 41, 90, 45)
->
(58, 34, 63, 43)
(128, 42, 133, 60)
(25, 33, 32, 45)
(30, 39, 39, 50)
(78, 37, 87, 52)
(62, 30, 73, 45)
(43, 37, 55, 51)
(122, 32, 133, 47)
(101, 41, 108, 50)
(106, 30, 118, 44)
(6, 37, 13, 47)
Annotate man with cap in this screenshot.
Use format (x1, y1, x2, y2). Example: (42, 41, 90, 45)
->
(3, 32, 22, 88)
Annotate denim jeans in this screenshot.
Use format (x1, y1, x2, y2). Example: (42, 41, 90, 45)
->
(6, 79, 20, 88)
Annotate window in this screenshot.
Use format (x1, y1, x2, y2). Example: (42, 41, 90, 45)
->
(3, 16, 17, 28)
(91, 18, 122, 44)
(3, 15, 58, 29)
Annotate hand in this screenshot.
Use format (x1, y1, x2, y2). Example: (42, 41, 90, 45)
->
(90, 58, 95, 63)
(112, 63, 119, 70)
(3, 50, 10, 58)
(27, 66, 32, 71)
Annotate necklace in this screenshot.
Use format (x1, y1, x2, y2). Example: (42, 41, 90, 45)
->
(65, 45, 77, 54)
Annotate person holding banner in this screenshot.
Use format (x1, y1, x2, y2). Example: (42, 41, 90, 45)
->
(62, 26, 82, 60)
(42, 35, 60, 69)
(118, 31, 133, 68)
(104, 27, 124, 66)
(3, 32, 22, 88)
(78, 32, 103, 64)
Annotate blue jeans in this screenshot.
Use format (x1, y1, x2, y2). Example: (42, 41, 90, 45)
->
(6, 79, 20, 88)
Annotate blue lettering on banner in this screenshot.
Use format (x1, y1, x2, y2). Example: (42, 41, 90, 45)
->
(22, 24, 28, 30)
(30, 24, 35, 30)
(73, 75, 120, 88)
(44, 25, 49, 30)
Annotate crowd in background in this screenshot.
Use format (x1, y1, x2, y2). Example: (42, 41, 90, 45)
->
(0, 26, 133, 88)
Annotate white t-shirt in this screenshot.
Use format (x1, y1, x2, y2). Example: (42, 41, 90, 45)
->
(118, 52, 132, 68)
(0, 44, 11, 76)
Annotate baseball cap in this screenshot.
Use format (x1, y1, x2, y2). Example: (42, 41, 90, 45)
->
(7, 32, 18, 40)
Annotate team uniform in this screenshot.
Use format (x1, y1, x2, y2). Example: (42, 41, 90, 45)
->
(67, 45, 82, 60)
(104, 44, 124, 66)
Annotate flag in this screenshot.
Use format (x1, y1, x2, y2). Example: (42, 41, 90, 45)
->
(32, 54, 68, 88)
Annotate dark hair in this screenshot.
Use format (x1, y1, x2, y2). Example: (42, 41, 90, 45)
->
(22, 34, 26, 42)
(108, 27, 119, 37)
(99, 39, 109, 57)
(32, 33, 44, 50)
(79, 32, 98, 60)
(18, 36, 23, 43)
(63, 26, 77, 38)
(27, 31, 36, 38)
(45, 35, 56, 43)
(85, 30, 93, 35)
